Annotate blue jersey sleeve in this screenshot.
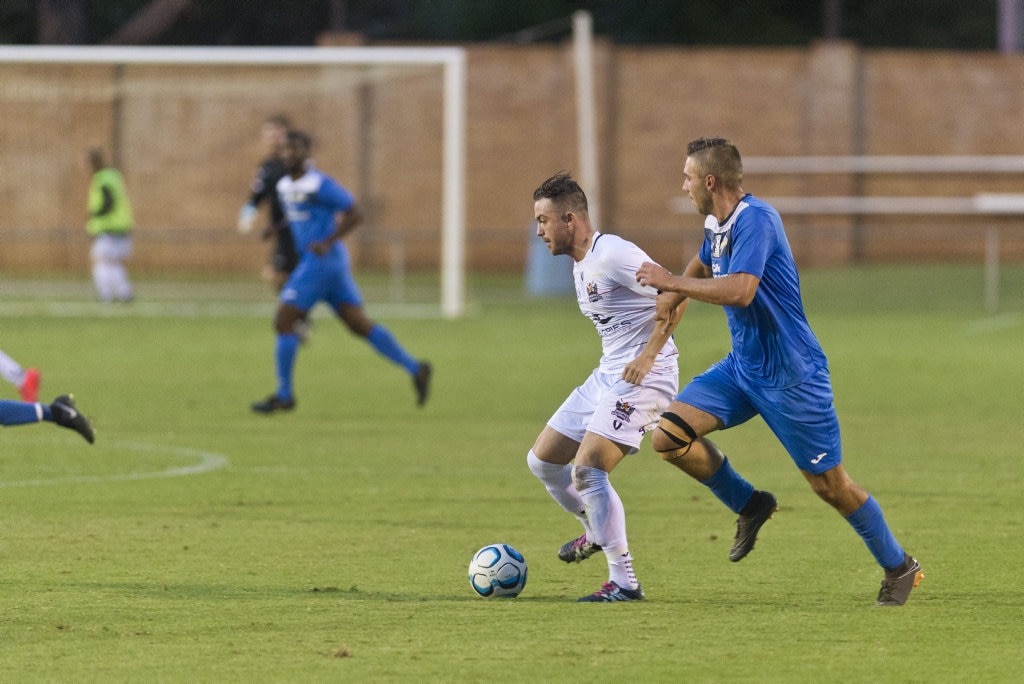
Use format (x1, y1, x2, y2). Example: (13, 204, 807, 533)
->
(318, 176, 355, 213)
(727, 206, 774, 279)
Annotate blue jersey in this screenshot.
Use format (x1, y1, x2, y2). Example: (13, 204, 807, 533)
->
(698, 194, 827, 388)
(276, 169, 356, 255)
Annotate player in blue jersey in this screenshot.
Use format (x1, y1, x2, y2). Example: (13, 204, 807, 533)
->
(251, 130, 431, 413)
(0, 394, 95, 443)
(635, 137, 922, 606)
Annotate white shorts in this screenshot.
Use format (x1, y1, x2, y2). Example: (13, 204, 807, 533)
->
(547, 366, 678, 454)
(90, 233, 133, 262)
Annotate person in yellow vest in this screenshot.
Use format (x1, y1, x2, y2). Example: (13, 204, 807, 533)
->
(87, 148, 134, 303)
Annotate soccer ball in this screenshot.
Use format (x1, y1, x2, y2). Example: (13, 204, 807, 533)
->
(468, 544, 527, 598)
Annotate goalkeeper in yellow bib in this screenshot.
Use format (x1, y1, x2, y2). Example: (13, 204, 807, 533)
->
(87, 148, 134, 303)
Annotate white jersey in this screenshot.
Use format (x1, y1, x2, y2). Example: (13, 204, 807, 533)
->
(573, 232, 678, 374)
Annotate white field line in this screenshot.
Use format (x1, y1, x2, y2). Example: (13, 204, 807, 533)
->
(0, 300, 450, 319)
(0, 441, 228, 488)
(964, 313, 1021, 336)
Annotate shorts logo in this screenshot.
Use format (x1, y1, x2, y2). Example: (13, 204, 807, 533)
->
(586, 282, 601, 303)
(611, 399, 636, 430)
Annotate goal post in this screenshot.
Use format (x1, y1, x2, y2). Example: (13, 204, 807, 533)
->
(0, 45, 467, 318)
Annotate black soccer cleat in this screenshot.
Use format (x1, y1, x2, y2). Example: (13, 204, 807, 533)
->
(577, 581, 645, 603)
(876, 554, 924, 606)
(729, 490, 778, 562)
(558, 534, 602, 563)
(413, 361, 432, 407)
(251, 394, 295, 413)
(50, 394, 95, 444)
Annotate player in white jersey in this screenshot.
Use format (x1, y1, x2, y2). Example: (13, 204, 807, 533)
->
(527, 172, 686, 602)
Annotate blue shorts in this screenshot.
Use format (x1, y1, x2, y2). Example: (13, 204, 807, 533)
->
(280, 250, 362, 312)
(677, 354, 842, 474)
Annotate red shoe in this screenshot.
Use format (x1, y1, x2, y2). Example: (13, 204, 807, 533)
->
(19, 367, 40, 402)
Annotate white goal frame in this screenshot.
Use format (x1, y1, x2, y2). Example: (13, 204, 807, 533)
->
(0, 45, 467, 318)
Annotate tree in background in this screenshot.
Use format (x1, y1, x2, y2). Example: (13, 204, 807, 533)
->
(0, 0, 1004, 50)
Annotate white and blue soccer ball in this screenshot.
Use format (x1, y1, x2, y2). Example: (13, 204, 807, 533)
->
(468, 544, 527, 598)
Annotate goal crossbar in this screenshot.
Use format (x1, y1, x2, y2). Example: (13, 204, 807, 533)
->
(0, 45, 467, 318)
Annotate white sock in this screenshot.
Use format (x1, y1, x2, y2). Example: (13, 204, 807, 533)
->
(573, 465, 633, 576)
(111, 262, 133, 300)
(527, 451, 592, 537)
(0, 348, 25, 387)
(92, 262, 115, 301)
(604, 549, 639, 590)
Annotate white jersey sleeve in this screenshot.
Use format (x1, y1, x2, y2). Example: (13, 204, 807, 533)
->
(573, 233, 679, 374)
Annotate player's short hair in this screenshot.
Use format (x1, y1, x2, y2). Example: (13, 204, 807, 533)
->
(285, 129, 312, 150)
(533, 172, 589, 214)
(88, 147, 106, 170)
(687, 137, 743, 189)
(265, 113, 292, 130)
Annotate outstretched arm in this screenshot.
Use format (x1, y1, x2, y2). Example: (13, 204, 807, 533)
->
(637, 255, 759, 308)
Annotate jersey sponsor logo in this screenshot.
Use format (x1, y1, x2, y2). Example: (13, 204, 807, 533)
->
(280, 188, 311, 205)
(285, 208, 311, 222)
(710, 231, 731, 258)
(586, 281, 602, 303)
(592, 317, 636, 337)
(587, 312, 613, 325)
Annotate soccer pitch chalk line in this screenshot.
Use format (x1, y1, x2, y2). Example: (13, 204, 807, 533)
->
(965, 312, 1021, 335)
(0, 441, 228, 488)
(0, 300, 453, 319)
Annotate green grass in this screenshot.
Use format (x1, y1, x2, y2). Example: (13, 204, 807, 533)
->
(0, 264, 1021, 681)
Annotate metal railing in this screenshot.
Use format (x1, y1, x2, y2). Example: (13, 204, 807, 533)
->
(671, 156, 1024, 313)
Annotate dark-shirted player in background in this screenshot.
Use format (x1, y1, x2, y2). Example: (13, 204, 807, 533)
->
(238, 114, 300, 292)
(251, 130, 432, 413)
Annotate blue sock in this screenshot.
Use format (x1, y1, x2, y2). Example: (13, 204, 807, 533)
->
(274, 333, 300, 400)
(844, 496, 905, 569)
(0, 400, 48, 425)
(700, 456, 756, 514)
(367, 324, 419, 375)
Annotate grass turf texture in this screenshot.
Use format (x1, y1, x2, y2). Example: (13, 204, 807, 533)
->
(0, 264, 1021, 681)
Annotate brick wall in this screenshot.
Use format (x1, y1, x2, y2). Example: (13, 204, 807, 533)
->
(1, 42, 1021, 275)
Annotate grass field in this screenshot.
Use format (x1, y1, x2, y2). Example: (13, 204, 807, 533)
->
(0, 264, 1021, 681)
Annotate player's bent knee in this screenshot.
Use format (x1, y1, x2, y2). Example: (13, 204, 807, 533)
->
(571, 464, 599, 491)
(654, 411, 697, 461)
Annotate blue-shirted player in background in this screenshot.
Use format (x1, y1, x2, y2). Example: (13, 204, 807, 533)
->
(636, 137, 922, 606)
(251, 130, 431, 413)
